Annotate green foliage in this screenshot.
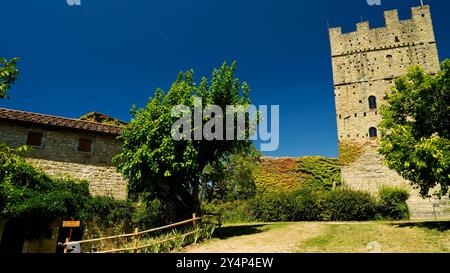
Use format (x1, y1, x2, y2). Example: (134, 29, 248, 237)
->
(295, 157, 341, 191)
(0, 57, 19, 99)
(0, 144, 136, 238)
(338, 141, 364, 166)
(249, 192, 294, 222)
(380, 60, 450, 197)
(377, 187, 410, 220)
(79, 112, 127, 126)
(136, 222, 216, 253)
(324, 189, 378, 221)
(131, 198, 177, 230)
(202, 201, 252, 224)
(248, 186, 377, 222)
(254, 158, 305, 193)
(80, 197, 134, 228)
(202, 146, 260, 202)
(115, 61, 253, 217)
(254, 156, 341, 194)
(1, 144, 90, 238)
(208, 184, 406, 223)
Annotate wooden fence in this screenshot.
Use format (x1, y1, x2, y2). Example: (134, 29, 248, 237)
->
(60, 213, 221, 253)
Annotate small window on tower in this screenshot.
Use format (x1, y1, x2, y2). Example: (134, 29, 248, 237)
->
(386, 54, 393, 61)
(369, 96, 377, 110)
(78, 138, 93, 153)
(369, 127, 378, 138)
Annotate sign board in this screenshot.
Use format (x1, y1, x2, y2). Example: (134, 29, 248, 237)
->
(63, 221, 81, 228)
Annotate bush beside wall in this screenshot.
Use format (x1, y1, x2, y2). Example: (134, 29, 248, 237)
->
(205, 185, 410, 223)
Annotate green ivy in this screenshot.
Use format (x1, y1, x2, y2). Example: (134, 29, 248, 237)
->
(0, 144, 134, 239)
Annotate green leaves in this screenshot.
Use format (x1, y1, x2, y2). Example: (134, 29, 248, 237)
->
(115, 61, 253, 216)
(0, 57, 20, 99)
(379, 60, 450, 197)
(0, 144, 135, 239)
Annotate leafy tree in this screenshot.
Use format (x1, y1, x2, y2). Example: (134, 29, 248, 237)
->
(0, 57, 20, 99)
(379, 60, 450, 197)
(202, 145, 261, 202)
(115, 61, 253, 219)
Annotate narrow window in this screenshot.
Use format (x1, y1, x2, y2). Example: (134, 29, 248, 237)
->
(369, 127, 378, 138)
(27, 132, 43, 147)
(78, 138, 93, 153)
(368, 96, 377, 110)
(386, 54, 393, 61)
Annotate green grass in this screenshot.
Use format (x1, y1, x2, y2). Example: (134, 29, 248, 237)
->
(297, 221, 450, 253)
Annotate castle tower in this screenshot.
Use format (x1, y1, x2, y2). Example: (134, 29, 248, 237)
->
(328, 5, 450, 218)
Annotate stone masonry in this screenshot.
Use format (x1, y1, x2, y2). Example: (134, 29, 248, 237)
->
(0, 112, 128, 200)
(0, 108, 128, 253)
(329, 5, 450, 218)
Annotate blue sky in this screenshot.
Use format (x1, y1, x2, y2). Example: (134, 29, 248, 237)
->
(1, 0, 449, 158)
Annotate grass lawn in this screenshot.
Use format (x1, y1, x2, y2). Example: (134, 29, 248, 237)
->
(297, 221, 450, 253)
(184, 220, 450, 253)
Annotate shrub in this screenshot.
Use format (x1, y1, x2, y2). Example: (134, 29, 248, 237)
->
(211, 184, 383, 223)
(202, 201, 254, 224)
(324, 189, 378, 221)
(249, 192, 296, 222)
(378, 187, 410, 220)
(290, 186, 329, 221)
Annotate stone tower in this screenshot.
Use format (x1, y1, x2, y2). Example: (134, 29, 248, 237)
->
(328, 5, 450, 218)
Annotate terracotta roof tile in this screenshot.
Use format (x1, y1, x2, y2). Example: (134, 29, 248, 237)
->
(0, 108, 124, 135)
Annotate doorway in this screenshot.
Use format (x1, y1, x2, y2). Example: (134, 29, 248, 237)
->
(0, 219, 26, 253)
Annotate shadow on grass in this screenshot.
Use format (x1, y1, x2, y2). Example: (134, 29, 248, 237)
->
(213, 224, 268, 240)
(392, 221, 450, 232)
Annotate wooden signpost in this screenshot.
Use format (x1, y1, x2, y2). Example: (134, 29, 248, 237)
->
(62, 220, 81, 253)
(62, 221, 80, 228)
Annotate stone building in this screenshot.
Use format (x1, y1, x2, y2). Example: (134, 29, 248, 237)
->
(0, 107, 128, 252)
(329, 5, 450, 218)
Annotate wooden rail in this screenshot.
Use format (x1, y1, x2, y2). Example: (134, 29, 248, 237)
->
(61, 213, 221, 253)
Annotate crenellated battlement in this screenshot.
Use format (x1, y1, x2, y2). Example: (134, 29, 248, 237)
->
(328, 4, 448, 219)
(329, 5, 435, 56)
(328, 4, 440, 142)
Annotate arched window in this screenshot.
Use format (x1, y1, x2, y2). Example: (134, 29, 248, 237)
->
(369, 127, 378, 138)
(368, 96, 377, 110)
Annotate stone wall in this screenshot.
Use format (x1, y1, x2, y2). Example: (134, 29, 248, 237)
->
(341, 141, 450, 219)
(329, 6, 450, 218)
(0, 120, 128, 200)
(329, 5, 440, 142)
(21, 222, 61, 253)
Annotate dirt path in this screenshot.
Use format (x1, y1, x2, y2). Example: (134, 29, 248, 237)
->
(183, 223, 326, 253)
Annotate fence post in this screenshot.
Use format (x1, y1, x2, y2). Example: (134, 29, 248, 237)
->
(218, 213, 222, 228)
(192, 213, 198, 229)
(133, 228, 139, 253)
(64, 238, 69, 254)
